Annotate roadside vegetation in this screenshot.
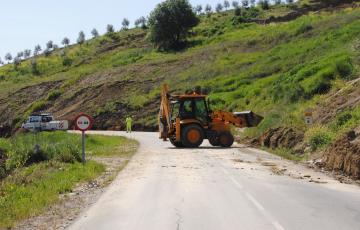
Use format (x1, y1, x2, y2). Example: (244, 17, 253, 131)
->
(0, 1, 359, 158)
(0, 131, 138, 228)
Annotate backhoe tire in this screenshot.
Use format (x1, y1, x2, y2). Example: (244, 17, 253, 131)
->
(181, 124, 204, 148)
(209, 136, 220, 146)
(219, 132, 234, 148)
(170, 138, 184, 148)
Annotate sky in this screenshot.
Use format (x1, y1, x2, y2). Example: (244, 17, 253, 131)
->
(0, 0, 225, 60)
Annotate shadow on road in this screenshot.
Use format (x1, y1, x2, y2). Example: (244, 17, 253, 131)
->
(166, 146, 246, 150)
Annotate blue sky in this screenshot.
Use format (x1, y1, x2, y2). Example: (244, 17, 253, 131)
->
(0, 0, 229, 59)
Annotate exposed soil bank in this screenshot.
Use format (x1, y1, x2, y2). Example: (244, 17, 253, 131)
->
(323, 126, 360, 179)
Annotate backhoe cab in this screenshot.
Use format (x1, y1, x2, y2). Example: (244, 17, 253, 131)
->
(159, 84, 263, 148)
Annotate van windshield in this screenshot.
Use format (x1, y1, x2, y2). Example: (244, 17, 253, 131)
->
(29, 117, 40, 123)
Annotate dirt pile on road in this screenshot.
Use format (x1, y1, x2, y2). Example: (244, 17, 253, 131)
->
(323, 126, 360, 179)
(258, 127, 305, 154)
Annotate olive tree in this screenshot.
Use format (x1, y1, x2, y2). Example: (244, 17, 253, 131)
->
(205, 4, 212, 14)
(148, 0, 199, 50)
(195, 5, 202, 14)
(5, 53, 13, 64)
(62, 37, 70, 47)
(24, 49, 31, 58)
(232, 1, 239, 8)
(250, 0, 256, 7)
(242, 0, 249, 8)
(0, 58, 3, 65)
(135, 16, 147, 29)
(13, 57, 21, 69)
(259, 0, 270, 9)
(223, 0, 230, 10)
(106, 24, 115, 33)
(216, 3, 223, 12)
(17, 51, 24, 59)
(34, 45, 42, 56)
(77, 31, 85, 44)
(91, 28, 99, 38)
(122, 18, 130, 30)
(46, 40, 53, 50)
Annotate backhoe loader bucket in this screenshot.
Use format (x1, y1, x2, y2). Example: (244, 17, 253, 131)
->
(233, 111, 264, 127)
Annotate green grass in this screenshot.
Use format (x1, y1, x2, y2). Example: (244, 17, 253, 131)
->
(264, 147, 306, 162)
(304, 125, 335, 151)
(4, 132, 81, 171)
(0, 3, 359, 158)
(86, 134, 138, 157)
(0, 132, 138, 228)
(0, 161, 104, 228)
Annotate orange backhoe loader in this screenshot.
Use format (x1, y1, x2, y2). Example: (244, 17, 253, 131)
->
(158, 84, 263, 148)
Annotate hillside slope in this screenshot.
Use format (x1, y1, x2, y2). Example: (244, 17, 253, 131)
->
(0, 2, 359, 171)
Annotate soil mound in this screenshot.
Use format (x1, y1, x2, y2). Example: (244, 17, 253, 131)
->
(260, 127, 304, 152)
(323, 126, 360, 179)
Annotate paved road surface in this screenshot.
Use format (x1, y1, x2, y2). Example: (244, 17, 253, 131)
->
(69, 131, 360, 230)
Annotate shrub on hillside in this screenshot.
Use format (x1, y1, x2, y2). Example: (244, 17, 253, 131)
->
(234, 7, 241, 16)
(46, 90, 62, 101)
(305, 125, 334, 151)
(295, 22, 313, 35)
(62, 56, 73, 67)
(148, 0, 199, 50)
(301, 67, 335, 97)
(335, 112, 352, 127)
(30, 59, 40, 75)
(336, 58, 353, 79)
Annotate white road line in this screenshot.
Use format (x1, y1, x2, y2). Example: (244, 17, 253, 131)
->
(272, 221, 286, 230)
(221, 167, 243, 189)
(229, 176, 243, 189)
(245, 192, 285, 230)
(220, 160, 284, 230)
(246, 193, 265, 211)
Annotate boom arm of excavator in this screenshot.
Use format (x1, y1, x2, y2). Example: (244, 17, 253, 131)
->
(158, 84, 173, 140)
(211, 110, 263, 128)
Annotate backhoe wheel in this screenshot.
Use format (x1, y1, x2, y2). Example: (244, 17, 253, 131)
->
(181, 124, 204, 148)
(170, 137, 184, 148)
(219, 132, 234, 148)
(209, 136, 220, 146)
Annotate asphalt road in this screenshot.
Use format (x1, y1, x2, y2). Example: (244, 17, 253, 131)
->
(69, 131, 360, 230)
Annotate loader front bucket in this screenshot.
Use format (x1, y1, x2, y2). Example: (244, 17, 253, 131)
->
(233, 111, 264, 127)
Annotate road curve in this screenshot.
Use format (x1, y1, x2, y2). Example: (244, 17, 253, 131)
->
(68, 131, 360, 230)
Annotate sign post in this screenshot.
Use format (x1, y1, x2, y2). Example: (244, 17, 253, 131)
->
(304, 109, 313, 126)
(74, 113, 94, 164)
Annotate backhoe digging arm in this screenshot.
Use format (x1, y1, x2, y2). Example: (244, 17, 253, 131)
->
(158, 84, 173, 140)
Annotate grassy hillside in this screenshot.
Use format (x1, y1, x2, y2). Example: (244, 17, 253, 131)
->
(0, 2, 359, 146)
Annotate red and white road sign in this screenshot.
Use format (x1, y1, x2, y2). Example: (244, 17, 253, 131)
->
(75, 113, 93, 131)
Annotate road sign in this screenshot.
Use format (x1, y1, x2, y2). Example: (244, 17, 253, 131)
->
(74, 113, 94, 164)
(304, 110, 313, 126)
(75, 113, 93, 131)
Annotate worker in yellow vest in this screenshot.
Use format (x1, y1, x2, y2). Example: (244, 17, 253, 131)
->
(126, 116, 133, 133)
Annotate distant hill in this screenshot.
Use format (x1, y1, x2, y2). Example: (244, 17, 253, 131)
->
(0, 1, 359, 173)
